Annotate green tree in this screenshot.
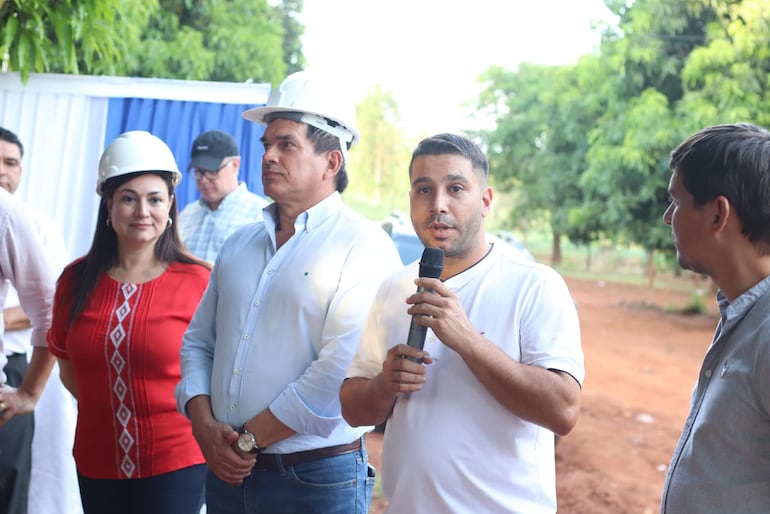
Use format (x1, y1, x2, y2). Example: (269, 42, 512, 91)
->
(540, 57, 608, 264)
(560, 55, 614, 263)
(0, 0, 153, 82)
(277, 0, 306, 74)
(581, 87, 678, 279)
(473, 0, 770, 284)
(578, 0, 715, 283)
(475, 59, 602, 265)
(348, 86, 411, 215)
(0, 0, 303, 84)
(121, 0, 293, 83)
(677, 0, 770, 130)
(475, 64, 556, 235)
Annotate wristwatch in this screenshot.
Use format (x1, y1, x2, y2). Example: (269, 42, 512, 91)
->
(236, 426, 263, 454)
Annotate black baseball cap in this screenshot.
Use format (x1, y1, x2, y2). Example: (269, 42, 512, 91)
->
(188, 130, 239, 171)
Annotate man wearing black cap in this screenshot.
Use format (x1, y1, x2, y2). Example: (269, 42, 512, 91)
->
(179, 130, 269, 263)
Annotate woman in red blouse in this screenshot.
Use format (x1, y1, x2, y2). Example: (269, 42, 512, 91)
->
(48, 131, 211, 514)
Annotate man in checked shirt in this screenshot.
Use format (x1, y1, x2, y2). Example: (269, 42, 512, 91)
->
(178, 130, 269, 263)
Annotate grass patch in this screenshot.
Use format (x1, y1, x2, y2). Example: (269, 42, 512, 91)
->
(665, 291, 708, 315)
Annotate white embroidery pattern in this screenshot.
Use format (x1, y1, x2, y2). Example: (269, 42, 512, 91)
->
(110, 283, 139, 478)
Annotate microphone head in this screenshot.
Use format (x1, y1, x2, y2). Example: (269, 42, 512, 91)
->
(418, 247, 444, 279)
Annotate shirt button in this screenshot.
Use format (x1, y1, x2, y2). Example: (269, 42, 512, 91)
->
(230, 404, 236, 410)
(233, 369, 241, 375)
(243, 335, 249, 340)
(704, 369, 712, 378)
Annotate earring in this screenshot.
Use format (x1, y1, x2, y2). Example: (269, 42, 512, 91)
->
(167, 218, 173, 227)
(106, 218, 112, 228)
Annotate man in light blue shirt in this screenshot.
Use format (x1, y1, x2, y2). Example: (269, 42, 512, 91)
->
(176, 72, 401, 514)
(178, 130, 269, 263)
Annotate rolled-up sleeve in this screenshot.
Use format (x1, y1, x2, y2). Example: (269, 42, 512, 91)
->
(0, 192, 56, 381)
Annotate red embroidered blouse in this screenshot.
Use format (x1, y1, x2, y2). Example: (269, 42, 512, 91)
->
(48, 260, 210, 479)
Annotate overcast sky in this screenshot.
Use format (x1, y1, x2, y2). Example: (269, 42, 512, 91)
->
(299, 0, 616, 137)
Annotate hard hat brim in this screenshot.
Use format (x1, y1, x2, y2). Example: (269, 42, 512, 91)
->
(242, 105, 294, 125)
(242, 106, 360, 146)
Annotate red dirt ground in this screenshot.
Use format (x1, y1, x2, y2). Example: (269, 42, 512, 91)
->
(365, 275, 717, 513)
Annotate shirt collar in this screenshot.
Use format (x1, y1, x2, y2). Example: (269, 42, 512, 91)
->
(304, 192, 343, 231)
(717, 274, 770, 324)
(264, 191, 343, 235)
(198, 182, 248, 210)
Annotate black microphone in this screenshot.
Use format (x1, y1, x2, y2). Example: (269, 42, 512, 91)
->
(405, 247, 444, 362)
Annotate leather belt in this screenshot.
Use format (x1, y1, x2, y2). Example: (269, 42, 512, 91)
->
(253, 439, 362, 471)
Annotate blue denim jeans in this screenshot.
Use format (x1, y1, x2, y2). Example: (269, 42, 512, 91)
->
(78, 463, 206, 514)
(205, 440, 374, 514)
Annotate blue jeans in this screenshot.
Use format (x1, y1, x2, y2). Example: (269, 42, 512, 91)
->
(78, 463, 206, 514)
(205, 440, 374, 514)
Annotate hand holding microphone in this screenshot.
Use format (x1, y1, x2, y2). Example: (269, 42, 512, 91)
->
(405, 247, 444, 362)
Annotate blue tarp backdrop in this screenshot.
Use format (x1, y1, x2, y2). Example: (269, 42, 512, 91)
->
(0, 72, 271, 259)
(105, 97, 270, 210)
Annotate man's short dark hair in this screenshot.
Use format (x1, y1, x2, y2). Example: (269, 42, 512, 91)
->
(307, 125, 349, 193)
(669, 122, 770, 247)
(0, 127, 23, 157)
(409, 133, 489, 181)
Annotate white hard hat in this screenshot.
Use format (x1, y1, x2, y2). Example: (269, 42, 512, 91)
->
(97, 130, 182, 195)
(242, 71, 359, 157)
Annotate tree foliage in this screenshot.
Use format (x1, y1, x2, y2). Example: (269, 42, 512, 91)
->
(348, 86, 411, 211)
(0, 0, 151, 81)
(580, 0, 714, 256)
(122, 0, 290, 83)
(475, 0, 770, 276)
(678, 0, 770, 129)
(475, 59, 604, 262)
(278, 0, 307, 74)
(0, 0, 303, 84)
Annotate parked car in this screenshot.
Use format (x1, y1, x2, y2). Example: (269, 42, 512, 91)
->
(491, 230, 536, 262)
(381, 212, 422, 265)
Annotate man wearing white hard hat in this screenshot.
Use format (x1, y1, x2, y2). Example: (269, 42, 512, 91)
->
(176, 71, 401, 513)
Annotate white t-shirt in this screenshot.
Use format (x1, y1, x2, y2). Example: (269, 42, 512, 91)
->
(347, 242, 584, 514)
